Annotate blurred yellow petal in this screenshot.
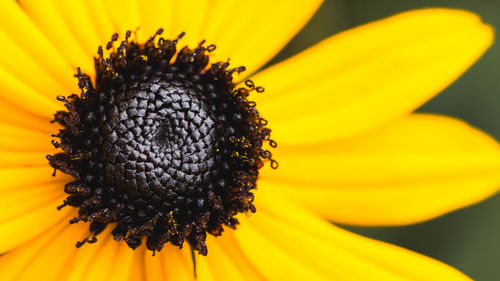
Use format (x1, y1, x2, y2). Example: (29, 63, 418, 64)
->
(251, 192, 472, 281)
(0, 196, 71, 253)
(52, 0, 104, 54)
(138, 0, 209, 46)
(1, 214, 133, 281)
(0, 0, 76, 91)
(18, 0, 94, 73)
(75, 236, 119, 281)
(83, 0, 116, 44)
(205, 237, 246, 281)
(0, 166, 69, 192)
(205, 0, 322, 75)
(196, 254, 217, 281)
(233, 222, 331, 281)
(0, 66, 62, 117)
(263, 114, 500, 225)
(0, 151, 51, 168)
(64, 234, 104, 281)
(172, 0, 210, 47)
(214, 234, 266, 281)
(0, 100, 54, 133)
(3, 218, 87, 281)
(0, 220, 68, 281)
(144, 248, 166, 281)
(0, 123, 52, 152)
(0, 183, 63, 224)
(138, 0, 175, 37)
(0, 28, 69, 97)
(103, 0, 141, 39)
(107, 242, 135, 281)
(242, 213, 408, 280)
(128, 246, 147, 281)
(60, 228, 132, 281)
(144, 246, 195, 280)
(162, 245, 195, 281)
(253, 8, 494, 144)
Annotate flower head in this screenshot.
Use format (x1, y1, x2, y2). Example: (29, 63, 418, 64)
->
(0, 1, 498, 281)
(48, 31, 276, 254)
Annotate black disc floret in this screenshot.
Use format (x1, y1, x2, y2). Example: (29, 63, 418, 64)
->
(47, 29, 277, 255)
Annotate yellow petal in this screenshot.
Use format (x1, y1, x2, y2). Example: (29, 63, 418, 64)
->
(0, 151, 52, 168)
(64, 234, 105, 281)
(74, 235, 119, 281)
(52, 0, 104, 54)
(137, 0, 209, 46)
(103, 0, 141, 39)
(2, 223, 133, 281)
(0, 196, 72, 253)
(263, 114, 500, 225)
(18, 0, 94, 73)
(0, 166, 70, 192)
(162, 245, 196, 281)
(83, 0, 116, 44)
(204, 237, 246, 281)
(107, 243, 135, 281)
(5, 218, 88, 281)
(59, 227, 126, 281)
(171, 0, 210, 47)
(195, 253, 216, 281)
(215, 234, 266, 281)
(0, 66, 62, 117)
(128, 245, 147, 281)
(0, 100, 55, 133)
(0, 1, 76, 91)
(0, 183, 64, 224)
(0, 219, 69, 281)
(0, 123, 52, 152)
(204, 0, 322, 75)
(144, 248, 166, 281)
(233, 222, 331, 280)
(242, 214, 408, 280)
(0, 28, 69, 97)
(247, 192, 472, 281)
(144, 233, 265, 281)
(253, 8, 494, 144)
(138, 0, 175, 37)
(144, 246, 196, 281)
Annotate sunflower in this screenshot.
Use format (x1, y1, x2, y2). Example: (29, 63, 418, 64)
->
(0, 0, 498, 280)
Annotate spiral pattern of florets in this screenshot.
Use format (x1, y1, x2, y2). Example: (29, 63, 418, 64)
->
(47, 29, 276, 255)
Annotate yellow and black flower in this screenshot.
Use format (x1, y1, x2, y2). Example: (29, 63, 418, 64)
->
(0, 1, 498, 280)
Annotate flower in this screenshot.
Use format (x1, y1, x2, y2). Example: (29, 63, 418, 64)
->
(0, 1, 498, 280)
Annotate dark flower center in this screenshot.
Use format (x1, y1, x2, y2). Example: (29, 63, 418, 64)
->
(47, 29, 276, 255)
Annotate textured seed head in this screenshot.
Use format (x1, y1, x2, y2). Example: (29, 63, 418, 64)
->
(48, 30, 276, 255)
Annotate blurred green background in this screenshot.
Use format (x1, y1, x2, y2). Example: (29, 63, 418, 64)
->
(272, 0, 500, 280)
